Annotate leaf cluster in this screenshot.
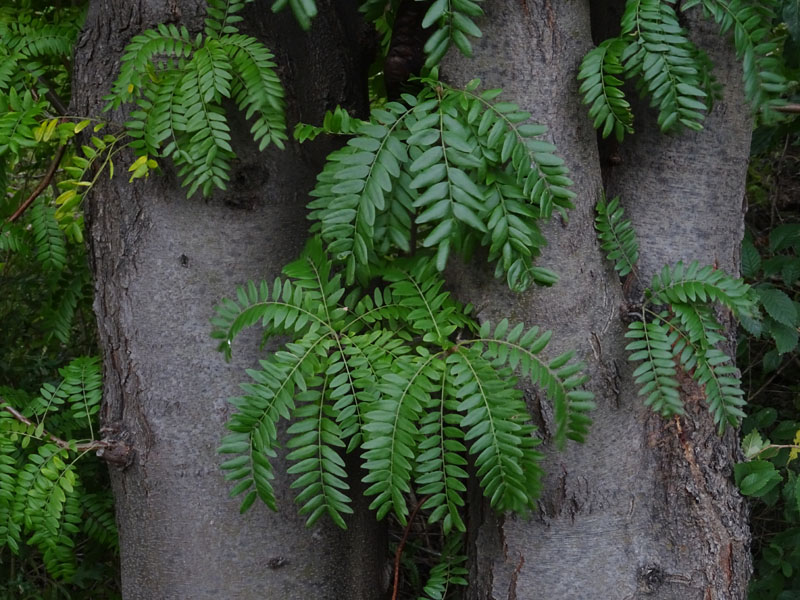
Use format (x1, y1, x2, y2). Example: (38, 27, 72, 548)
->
(741, 225, 800, 360)
(0, 357, 116, 582)
(307, 77, 573, 292)
(579, 0, 793, 140)
(0, 3, 84, 104)
(105, 0, 286, 197)
(281, 0, 485, 70)
(684, 0, 791, 115)
(596, 197, 756, 431)
(736, 408, 800, 599)
(212, 239, 594, 530)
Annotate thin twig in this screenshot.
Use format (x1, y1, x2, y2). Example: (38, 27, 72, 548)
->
(747, 355, 796, 402)
(391, 495, 430, 600)
(774, 104, 800, 114)
(6, 144, 67, 223)
(0, 401, 109, 453)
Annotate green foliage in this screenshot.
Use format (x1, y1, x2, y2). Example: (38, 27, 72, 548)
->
(741, 226, 800, 360)
(213, 238, 593, 531)
(595, 193, 639, 276)
(419, 0, 485, 67)
(739, 410, 800, 599)
(683, 0, 791, 114)
(418, 532, 468, 599)
(579, 0, 793, 139)
(578, 39, 634, 141)
(0, 2, 84, 103)
(307, 77, 573, 291)
(271, 0, 318, 31)
(105, 0, 286, 197)
(0, 358, 117, 585)
(0, 4, 119, 596)
(596, 200, 756, 431)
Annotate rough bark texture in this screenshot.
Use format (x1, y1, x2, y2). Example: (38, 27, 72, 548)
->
(442, 1, 751, 598)
(72, 2, 385, 598)
(71, 0, 755, 597)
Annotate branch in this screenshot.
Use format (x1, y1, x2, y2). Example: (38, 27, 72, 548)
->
(774, 104, 800, 114)
(6, 144, 67, 223)
(37, 76, 68, 115)
(391, 494, 429, 600)
(0, 401, 110, 453)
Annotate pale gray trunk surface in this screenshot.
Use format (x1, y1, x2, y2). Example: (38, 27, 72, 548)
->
(442, 1, 751, 598)
(72, 1, 385, 598)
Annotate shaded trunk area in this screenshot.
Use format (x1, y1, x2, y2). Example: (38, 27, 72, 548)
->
(72, 1, 385, 598)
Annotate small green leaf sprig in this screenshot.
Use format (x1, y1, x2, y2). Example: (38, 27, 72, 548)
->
(596, 194, 758, 431)
(0, 357, 115, 580)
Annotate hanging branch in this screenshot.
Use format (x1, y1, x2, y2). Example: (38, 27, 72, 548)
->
(6, 144, 67, 223)
(1, 400, 109, 453)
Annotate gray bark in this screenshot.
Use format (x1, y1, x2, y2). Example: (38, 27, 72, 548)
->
(72, 1, 385, 598)
(71, 0, 754, 598)
(442, 1, 751, 598)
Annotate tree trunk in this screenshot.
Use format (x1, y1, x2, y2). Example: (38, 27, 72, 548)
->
(72, 0, 754, 598)
(72, 2, 385, 598)
(442, 1, 751, 598)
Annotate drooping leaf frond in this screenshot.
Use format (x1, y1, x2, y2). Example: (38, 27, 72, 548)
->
(418, 532, 468, 599)
(655, 306, 746, 431)
(309, 78, 574, 291)
(271, 0, 319, 31)
(648, 260, 756, 318)
(106, 24, 195, 109)
(286, 377, 354, 528)
(421, 0, 485, 67)
(683, 0, 790, 115)
(595, 193, 639, 277)
(578, 38, 634, 141)
(30, 198, 67, 271)
(205, 0, 255, 36)
(625, 317, 683, 416)
(416, 366, 468, 533)
(224, 34, 287, 151)
(107, 8, 286, 197)
(362, 355, 439, 523)
(214, 239, 591, 529)
(595, 195, 754, 430)
(448, 349, 540, 513)
(0, 89, 45, 157)
(620, 0, 709, 133)
(473, 319, 595, 448)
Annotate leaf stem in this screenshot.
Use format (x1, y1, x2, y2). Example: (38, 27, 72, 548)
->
(391, 493, 430, 600)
